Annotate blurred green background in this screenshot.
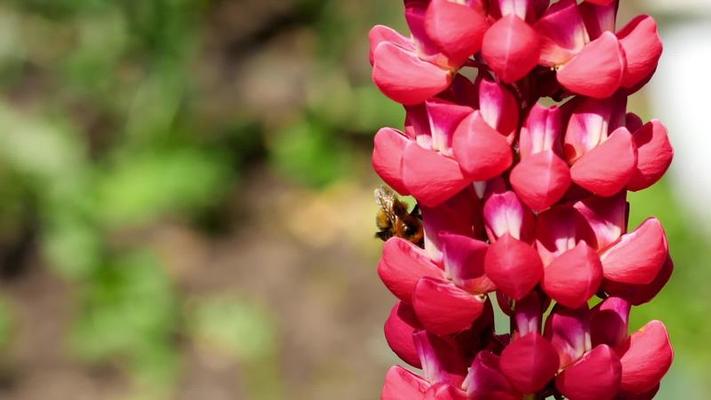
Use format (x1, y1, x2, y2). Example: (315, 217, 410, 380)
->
(0, 1, 706, 399)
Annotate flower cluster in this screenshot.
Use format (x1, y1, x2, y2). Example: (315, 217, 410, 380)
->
(369, 0, 674, 399)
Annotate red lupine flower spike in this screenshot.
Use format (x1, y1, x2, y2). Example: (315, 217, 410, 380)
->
(369, 0, 674, 397)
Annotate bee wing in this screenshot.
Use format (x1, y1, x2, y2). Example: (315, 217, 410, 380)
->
(374, 186, 398, 225)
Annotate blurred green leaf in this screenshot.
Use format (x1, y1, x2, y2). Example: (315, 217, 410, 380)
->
(270, 119, 352, 187)
(96, 148, 230, 228)
(70, 251, 178, 386)
(188, 296, 276, 362)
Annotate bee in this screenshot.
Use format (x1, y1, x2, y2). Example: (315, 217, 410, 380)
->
(374, 186, 424, 247)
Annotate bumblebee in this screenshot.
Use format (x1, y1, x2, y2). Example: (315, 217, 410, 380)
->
(374, 186, 424, 247)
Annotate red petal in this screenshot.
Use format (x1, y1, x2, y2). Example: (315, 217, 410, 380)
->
(557, 32, 625, 98)
(452, 111, 513, 180)
(579, 0, 618, 40)
(483, 190, 535, 243)
(617, 15, 663, 91)
(500, 333, 560, 394)
(513, 292, 545, 336)
(590, 296, 631, 349)
(373, 128, 409, 195)
(519, 103, 564, 159)
(604, 256, 673, 306)
(385, 301, 423, 368)
(484, 234, 543, 300)
(535, 205, 596, 266)
(570, 127, 637, 197)
(573, 193, 628, 251)
(378, 237, 444, 302)
(414, 331, 469, 386)
(478, 78, 520, 141)
(402, 142, 471, 207)
(535, 0, 588, 66)
(420, 188, 480, 261)
(382, 366, 429, 400)
(600, 218, 668, 285)
(413, 277, 486, 336)
(542, 242, 603, 309)
(439, 233, 494, 293)
(510, 150, 572, 212)
(492, 0, 548, 21)
(563, 94, 627, 163)
(425, 0, 489, 67)
(425, 99, 475, 154)
(369, 25, 414, 65)
(481, 15, 541, 83)
(464, 351, 520, 400)
(627, 120, 673, 191)
(619, 321, 673, 394)
(372, 41, 452, 105)
(556, 345, 622, 400)
(544, 305, 591, 369)
(424, 384, 468, 400)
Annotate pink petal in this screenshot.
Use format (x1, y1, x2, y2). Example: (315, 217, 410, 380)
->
(439, 233, 494, 293)
(452, 111, 513, 180)
(500, 333, 560, 394)
(413, 277, 487, 336)
(424, 384, 468, 400)
(510, 150, 572, 212)
(484, 234, 543, 300)
(573, 193, 629, 251)
(535, 0, 589, 66)
(372, 41, 452, 105)
(535, 205, 596, 266)
(442, 73, 479, 106)
(619, 321, 673, 394)
(519, 103, 564, 159)
(478, 78, 520, 142)
(378, 237, 444, 302)
(590, 296, 631, 349)
(385, 301, 423, 368)
(544, 305, 591, 369)
(600, 218, 668, 285)
(425, 99, 475, 155)
(414, 331, 469, 386)
(563, 94, 627, 163)
(617, 15, 663, 91)
(513, 292, 545, 336)
(483, 190, 535, 243)
(542, 242, 603, 309)
(406, 103, 432, 140)
(382, 365, 429, 400)
(619, 385, 660, 400)
(604, 256, 673, 306)
(556, 344, 622, 400)
(557, 32, 626, 99)
(405, 0, 440, 56)
(579, 0, 618, 40)
(425, 0, 489, 67)
(570, 127, 637, 197)
(402, 142, 471, 207)
(625, 112, 644, 132)
(369, 25, 415, 65)
(464, 351, 520, 400)
(372, 128, 409, 195)
(493, 0, 550, 22)
(481, 15, 541, 83)
(627, 120, 673, 191)
(420, 187, 480, 261)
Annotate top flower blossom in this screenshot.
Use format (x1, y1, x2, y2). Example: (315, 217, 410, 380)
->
(368, 1, 674, 399)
